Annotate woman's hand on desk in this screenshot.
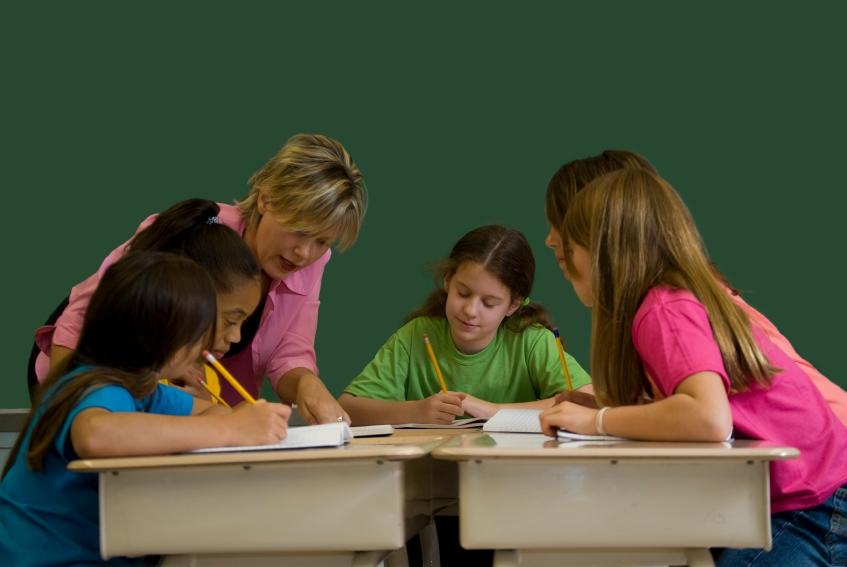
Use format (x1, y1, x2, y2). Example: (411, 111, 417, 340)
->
(295, 373, 351, 425)
(539, 401, 597, 437)
(413, 392, 466, 424)
(224, 400, 291, 446)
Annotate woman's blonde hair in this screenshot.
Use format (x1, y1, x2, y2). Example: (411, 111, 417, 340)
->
(236, 133, 366, 251)
(563, 168, 777, 406)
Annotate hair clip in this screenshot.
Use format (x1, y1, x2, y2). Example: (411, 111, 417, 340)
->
(206, 216, 221, 225)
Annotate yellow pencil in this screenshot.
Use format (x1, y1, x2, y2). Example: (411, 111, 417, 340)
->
(553, 328, 574, 391)
(423, 334, 448, 394)
(202, 350, 256, 404)
(198, 371, 232, 408)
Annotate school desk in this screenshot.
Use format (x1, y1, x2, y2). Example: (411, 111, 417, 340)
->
(68, 440, 441, 567)
(432, 433, 799, 567)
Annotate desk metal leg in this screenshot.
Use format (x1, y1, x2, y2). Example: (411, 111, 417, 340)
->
(418, 520, 441, 567)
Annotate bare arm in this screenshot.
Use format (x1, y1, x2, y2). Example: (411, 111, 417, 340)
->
(70, 400, 292, 458)
(338, 392, 465, 425)
(48, 345, 74, 377)
(540, 372, 733, 442)
(463, 384, 595, 419)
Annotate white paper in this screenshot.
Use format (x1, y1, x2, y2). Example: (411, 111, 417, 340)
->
(190, 422, 352, 453)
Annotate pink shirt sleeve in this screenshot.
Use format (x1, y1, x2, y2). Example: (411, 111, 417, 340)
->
(632, 289, 731, 398)
(51, 213, 159, 350)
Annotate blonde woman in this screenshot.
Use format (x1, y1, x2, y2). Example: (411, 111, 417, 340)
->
(35, 133, 366, 423)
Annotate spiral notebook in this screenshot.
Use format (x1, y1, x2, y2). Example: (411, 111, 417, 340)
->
(190, 422, 352, 453)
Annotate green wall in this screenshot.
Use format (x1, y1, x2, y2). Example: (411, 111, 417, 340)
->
(3, 2, 845, 408)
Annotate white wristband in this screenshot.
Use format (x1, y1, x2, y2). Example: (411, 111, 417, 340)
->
(595, 406, 611, 436)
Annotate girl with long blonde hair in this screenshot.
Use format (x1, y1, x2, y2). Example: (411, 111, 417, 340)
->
(540, 168, 847, 565)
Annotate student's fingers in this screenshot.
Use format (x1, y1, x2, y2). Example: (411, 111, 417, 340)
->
(268, 402, 292, 421)
(448, 391, 468, 401)
(539, 408, 568, 436)
(440, 393, 465, 407)
(433, 411, 456, 425)
(271, 419, 288, 441)
(441, 401, 466, 417)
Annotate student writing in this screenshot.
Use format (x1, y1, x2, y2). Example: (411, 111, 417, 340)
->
(1, 252, 290, 566)
(340, 225, 591, 425)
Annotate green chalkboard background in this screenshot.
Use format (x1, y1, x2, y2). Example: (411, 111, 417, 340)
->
(2, 2, 844, 408)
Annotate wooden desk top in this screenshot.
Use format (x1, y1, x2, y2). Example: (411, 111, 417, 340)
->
(68, 441, 432, 472)
(432, 432, 799, 461)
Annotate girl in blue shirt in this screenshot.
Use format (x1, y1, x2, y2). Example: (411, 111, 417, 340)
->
(1, 252, 290, 566)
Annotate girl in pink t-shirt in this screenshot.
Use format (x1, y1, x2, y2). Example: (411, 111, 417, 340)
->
(540, 168, 847, 566)
(543, 149, 847, 426)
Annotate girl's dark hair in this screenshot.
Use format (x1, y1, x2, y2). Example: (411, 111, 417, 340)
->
(129, 199, 260, 293)
(4, 252, 217, 478)
(405, 225, 553, 332)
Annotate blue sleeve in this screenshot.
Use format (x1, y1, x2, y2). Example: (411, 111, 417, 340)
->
(55, 385, 137, 462)
(141, 383, 194, 416)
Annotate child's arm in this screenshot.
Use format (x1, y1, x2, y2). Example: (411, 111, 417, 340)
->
(338, 392, 465, 425)
(463, 384, 594, 419)
(191, 397, 230, 416)
(540, 372, 732, 442)
(70, 400, 291, 458)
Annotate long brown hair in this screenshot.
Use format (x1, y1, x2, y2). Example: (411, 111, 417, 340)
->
(546, 150, 656, 233)
(3, 252, 216, 478)
(405, 225, 553, 332)
(562, 169, 777, 406)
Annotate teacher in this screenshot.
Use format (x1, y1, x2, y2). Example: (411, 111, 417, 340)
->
(37, 133, 366, 423)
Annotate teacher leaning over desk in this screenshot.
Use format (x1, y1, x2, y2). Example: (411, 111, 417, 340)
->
(34, 133, 366, 424)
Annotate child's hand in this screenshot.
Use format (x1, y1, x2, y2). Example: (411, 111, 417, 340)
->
(539, 401, 597, 436)
(553, 390, 598, 409)
(226, 400, 291, 446)
(413, 392, 466, 424)
(461, 394, 497, 419)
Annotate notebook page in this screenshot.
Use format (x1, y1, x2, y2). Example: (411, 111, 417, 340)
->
(350, 424, 395, 437)
(190, 423, 352, 453)
(394, 417, 487, 429)
(482, 409, 543, 433)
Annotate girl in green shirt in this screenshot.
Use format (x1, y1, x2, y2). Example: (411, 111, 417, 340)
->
(340, 225, 592, 425)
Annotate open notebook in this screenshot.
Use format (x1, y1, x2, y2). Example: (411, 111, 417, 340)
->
(190, 422, 352, 453)
(482, 409, 543, 433)
(393, 417, 487, 429)
(482, 409, 624, 441)
(350, 424, 395, 437)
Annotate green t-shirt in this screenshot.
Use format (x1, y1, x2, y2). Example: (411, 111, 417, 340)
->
(344, 317, 590, 402)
